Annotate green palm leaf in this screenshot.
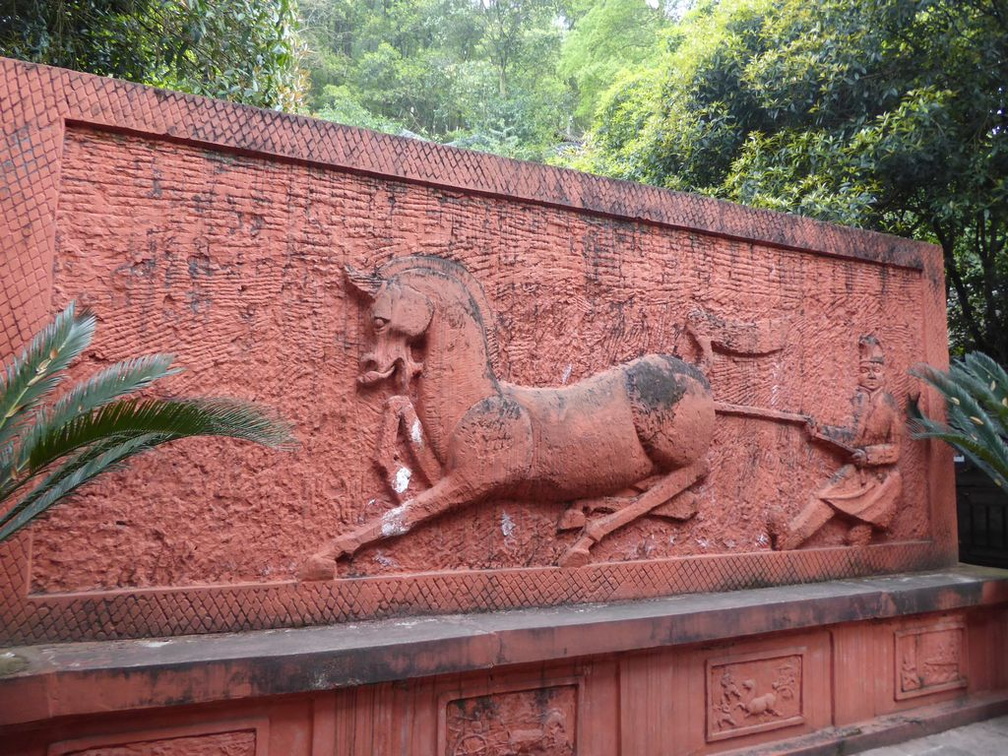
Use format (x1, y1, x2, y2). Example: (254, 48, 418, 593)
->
(0, 434, 168, 541)
(910, 353, 1008, 491)
(0, 303, 95, 447)
(15, 354, 181, 469)
(0, 302, 294, 543)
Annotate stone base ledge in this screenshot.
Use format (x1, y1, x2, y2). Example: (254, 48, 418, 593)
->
(3, 565, 1007, 728)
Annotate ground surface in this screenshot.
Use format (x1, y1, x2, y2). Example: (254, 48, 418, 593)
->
(861, 715, 1008, 755)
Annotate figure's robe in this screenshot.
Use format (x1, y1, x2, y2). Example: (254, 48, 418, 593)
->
(818, 388, 903, 527)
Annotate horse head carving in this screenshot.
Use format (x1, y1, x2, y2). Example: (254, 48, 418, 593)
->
(345, 264, 432, 390)
(301, 255, 715, 579)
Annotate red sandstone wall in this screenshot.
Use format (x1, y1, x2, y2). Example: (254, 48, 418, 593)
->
(0, 58, 954, 643)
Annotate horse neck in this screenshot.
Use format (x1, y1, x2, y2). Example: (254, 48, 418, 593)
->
(415, 300, 500, 462)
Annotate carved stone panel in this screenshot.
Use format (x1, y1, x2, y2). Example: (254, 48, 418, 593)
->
(894, 620, 967, 700)
(47, 721, 266, 756)
(706, 648, 805, 742)
(442, 684, 577, 756)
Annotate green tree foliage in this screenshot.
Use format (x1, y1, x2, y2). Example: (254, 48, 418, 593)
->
(577, 0, 1008, 362)
(300, 0, 575, 160)
(0, 303, 293, 543)
(558, 0, 670, 128)
(0, 0, 306, 110)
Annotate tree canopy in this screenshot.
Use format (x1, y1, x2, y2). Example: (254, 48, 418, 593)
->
(575, 0, 1008, 361)
(1, 0, 305, 110)
(3, 0, 1004, 360)
(299, 0, 577, 160)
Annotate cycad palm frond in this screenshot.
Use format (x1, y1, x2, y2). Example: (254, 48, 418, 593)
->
(909, 353, 1008, 491)
(0, 303, 95, 448)
(0, 303, 294, 544)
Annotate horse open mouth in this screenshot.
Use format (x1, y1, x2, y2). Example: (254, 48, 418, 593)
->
(358, 359, 401, 386)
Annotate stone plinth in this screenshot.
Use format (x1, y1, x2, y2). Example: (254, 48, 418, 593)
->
(4, 568, 1008, 754)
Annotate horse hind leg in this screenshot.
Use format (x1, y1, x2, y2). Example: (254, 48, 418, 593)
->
(559, 460, 709, 568)
(557, 492, 636, 532)
(650, 490, 699, 520)
(556, 477, 694, 532)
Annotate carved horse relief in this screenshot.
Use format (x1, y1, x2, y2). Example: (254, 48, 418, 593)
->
(301, 256, 716, 579)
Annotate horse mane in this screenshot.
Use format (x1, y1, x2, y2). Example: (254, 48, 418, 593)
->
(377, 255, 504, 377)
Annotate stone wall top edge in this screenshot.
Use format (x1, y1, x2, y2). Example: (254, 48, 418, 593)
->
(1, 566, 1005, 728)
(4, 56, 936, 270)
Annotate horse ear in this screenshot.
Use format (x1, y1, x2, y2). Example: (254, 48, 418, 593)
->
(344, 265, 382, 299)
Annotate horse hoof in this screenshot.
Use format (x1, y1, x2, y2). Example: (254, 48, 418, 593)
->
(558, 547, 592, 568)
(299, 555, 337, 581)
(557, 507, 586, 531)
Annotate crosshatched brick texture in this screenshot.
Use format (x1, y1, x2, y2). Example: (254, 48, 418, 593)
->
(0, 57, 955, 643)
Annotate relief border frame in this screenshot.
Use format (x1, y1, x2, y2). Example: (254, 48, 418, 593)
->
(46, 717, 270, 756)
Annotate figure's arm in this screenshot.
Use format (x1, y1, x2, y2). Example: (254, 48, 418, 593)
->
(806, 418, 858, 455)
(856, 443, 900, 466)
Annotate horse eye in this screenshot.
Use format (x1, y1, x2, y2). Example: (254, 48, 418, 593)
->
(373, 316, 389, 330)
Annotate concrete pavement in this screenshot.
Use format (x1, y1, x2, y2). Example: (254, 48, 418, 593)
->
(860, 715, 1008, 755)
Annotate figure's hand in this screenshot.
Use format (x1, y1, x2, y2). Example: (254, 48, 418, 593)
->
(805, 416, 818, 437)
(852, 449, 868, 465)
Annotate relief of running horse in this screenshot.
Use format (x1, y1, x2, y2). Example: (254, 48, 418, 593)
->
(301, 255, 715, 579)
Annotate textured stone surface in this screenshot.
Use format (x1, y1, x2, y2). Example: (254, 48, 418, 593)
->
(55, 731, 256, 756)
(0, 57, 954, 643)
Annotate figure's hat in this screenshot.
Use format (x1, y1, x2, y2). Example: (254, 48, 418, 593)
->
(859, 334, 884, 364)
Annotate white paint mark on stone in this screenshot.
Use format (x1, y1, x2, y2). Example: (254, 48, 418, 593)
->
(373, 551, 398, 567)
(501, 511, 515, 538)
(138, 640, 172, 648)
(561, 364, 573, 385)
(393, 466, 412, 494)
(381, 504, 409, 536)
(410, 418, 423, 444)
(756, 533, 769, 546)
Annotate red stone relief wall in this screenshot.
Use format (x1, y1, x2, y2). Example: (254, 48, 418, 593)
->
(0, 58, 954, 643)
(443, 683, 578, 755)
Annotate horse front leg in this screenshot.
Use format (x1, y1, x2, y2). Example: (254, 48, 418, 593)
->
(376, 395, 442, 501)
(299, 474, 476, 581)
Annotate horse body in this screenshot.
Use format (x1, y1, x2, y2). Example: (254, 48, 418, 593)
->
(301, 256, 715, 578)
(497, 356, 713, 500)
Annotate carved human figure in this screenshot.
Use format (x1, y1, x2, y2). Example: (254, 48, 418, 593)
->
(769, 335, 903, 549)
